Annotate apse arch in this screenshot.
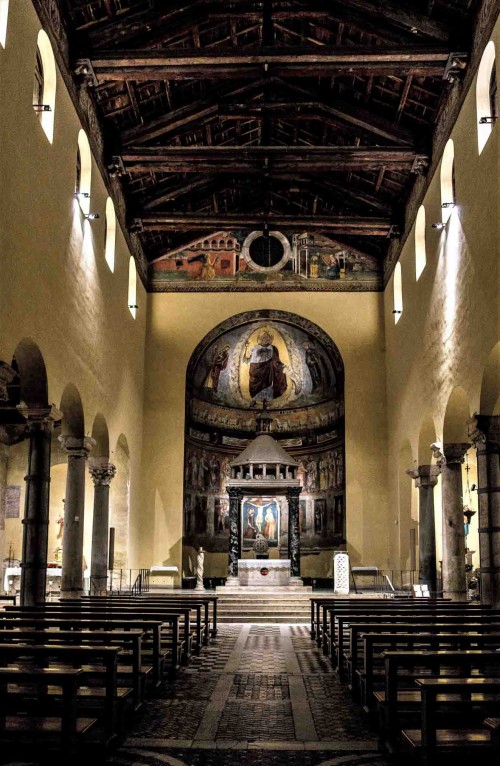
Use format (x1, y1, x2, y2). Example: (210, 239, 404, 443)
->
(184, 309, 345, 577)
(479, 342, 500, 416)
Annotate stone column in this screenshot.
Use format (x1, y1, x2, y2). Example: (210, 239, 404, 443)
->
(406, 465, 440, 593)
(89, 460, 116, 594)
(287, 487, 302, 577)
(59, 435, 95, 599)
(17, 405, 62, 606)
(227, 487, 242, 579)
(470, 415, 500, 606)
(438, 443, 470, 602)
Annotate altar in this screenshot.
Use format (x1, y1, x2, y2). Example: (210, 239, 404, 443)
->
(238, 559, 290, 586)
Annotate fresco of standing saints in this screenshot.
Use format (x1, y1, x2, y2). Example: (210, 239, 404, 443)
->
(243, 330, 287, 406)
(204, 344, 230, 392)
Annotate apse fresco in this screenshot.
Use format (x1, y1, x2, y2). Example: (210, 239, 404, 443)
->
(183, 311, 345, 565)
(150, 230, 381, 292)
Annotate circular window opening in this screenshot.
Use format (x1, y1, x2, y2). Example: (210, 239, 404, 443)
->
(249, 235, 284, 268)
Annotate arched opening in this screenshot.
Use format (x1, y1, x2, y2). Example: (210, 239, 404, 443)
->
(440, 139, 455, 224)
(0, 0, 9, 47)
(33, 30, 56, 144)
(476, 41, 497, 154)
(128, 257, 137, 318)
(415, 205, 426, 280)
(393, 262, 403, 323)
(399, 440, 416, 575)
(104, 197, 116, 272)
(13, 338, 48, 407)
(480, 342, 500, 415)
(91, 413, 110, 459)
(110, 434, 130, 570)
(443, 385, 470, 444)
(183, 309, 345, 581)
(76, 130, 92, 215)
(59, 384, 84, 438)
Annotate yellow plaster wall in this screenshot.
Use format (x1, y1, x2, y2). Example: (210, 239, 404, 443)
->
(383, 22, 499, 574)
(0, 1, 147, 571)
(141, 292, 389, 580)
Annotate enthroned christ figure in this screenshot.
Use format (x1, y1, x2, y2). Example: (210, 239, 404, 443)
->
(243, 330, 287, 407)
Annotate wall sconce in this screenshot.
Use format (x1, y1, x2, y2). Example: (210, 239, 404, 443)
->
(479, 116, 497, 124)
(84, 213, 100, 221)
(74, 192, 90, 200)
(441, 202, 455, 209)
(432, 222, 446, 230)
(33, 104, 51, 112)
(128, 304, 138, 310)
(392, 309, 402, 314)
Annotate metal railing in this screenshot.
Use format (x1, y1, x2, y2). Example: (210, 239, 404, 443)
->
(85, 569, 151, 595)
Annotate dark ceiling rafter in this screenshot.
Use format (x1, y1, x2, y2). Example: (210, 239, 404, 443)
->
(46, 0, 491, 286)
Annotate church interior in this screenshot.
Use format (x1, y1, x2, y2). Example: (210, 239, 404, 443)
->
(0, 1, 499, 764)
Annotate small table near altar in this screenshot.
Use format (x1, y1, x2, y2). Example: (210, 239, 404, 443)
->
(238, 559, 291, 586)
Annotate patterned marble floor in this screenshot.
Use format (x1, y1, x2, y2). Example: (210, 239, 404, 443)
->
(103, 623, 387, 766)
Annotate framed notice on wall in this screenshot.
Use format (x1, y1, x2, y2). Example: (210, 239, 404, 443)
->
(5, 486, 21, 518)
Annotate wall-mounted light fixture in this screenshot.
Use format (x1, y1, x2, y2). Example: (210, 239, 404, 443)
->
(441, 202, 455, 209)
(74, 192, 90, 200)
(392, 309, 402, 315)
(33, 104, 51, 112)
(128, 304, 138, 310)
(432, 222, 446, 230)
(479, 116, 497, 124)
(84, 213, 100, 221)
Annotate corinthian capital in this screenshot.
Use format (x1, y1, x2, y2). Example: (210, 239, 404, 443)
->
(89, 463, 116, 486)
(406, 465, 440, 488)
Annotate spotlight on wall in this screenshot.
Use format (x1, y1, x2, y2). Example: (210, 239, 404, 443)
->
(441, 202, 455, 209)
(432, 222, 446, 230)
(392, 309, 402, 314)
(74, 192, 90, 200)
(84, 213, 100, 221)
(33, 104, 51, 112)
(479, 116, 497, 124)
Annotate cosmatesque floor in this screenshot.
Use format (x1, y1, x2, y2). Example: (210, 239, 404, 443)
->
(104, 623, 386, 766)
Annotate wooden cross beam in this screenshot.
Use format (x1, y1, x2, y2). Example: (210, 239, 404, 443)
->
(80, 46, 452, 82)
(117, 146, 427, 174)
(137, 213, 393, 236)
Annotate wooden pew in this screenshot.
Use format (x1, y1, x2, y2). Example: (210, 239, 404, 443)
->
(0, 667, 97, 758)
(0, 642, 123, 742)
(0, 627, 144, 710)
(82, 593, 219, 639)
(0, 616, 168, 686)
(401, 677, 500, 766)
(8, 603, 196, 661)
(356, 630, 500, 710)
(331, 612, 500, 676)
(324, 603, 493, 661)
(377, 649, 500, 752)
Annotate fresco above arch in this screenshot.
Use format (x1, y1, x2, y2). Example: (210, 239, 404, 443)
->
(150, 230, 382, 292)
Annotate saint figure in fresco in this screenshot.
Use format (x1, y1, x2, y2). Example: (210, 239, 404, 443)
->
(204, 344, 230, 392)
(264, 507, 277, 540)
(243, 330, 287, 406)
(302, 341, 328, 392)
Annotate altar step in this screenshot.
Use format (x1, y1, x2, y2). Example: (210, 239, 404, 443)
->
(216, 590, 312, 623)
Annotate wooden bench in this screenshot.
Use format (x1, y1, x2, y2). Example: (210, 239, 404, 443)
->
(0, 667, 97, 758)
(331, 612, 500, 677)
(355, 630, 500, 710)
(377, 649, 500, 752)
(326, 604, 494, 661)
(9, 603, 195, 662)
(0, 627, 144, 710)
(401, 677, 500, 766)
(0, 615, 167, 686)
(0, 642, 124, 742)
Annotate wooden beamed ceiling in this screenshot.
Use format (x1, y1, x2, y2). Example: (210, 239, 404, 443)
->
(59, 0, 478, 270)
